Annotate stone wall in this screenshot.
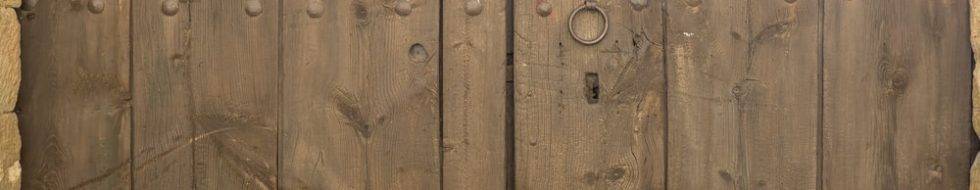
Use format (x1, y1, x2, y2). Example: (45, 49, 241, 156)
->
(973, 0, 980, 189)
(0, 0, 19, 188)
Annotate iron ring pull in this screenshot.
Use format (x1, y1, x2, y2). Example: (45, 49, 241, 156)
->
(568, 0, 609, 45)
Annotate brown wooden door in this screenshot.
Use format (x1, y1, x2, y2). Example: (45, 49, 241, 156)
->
(15, 0, 974, 189)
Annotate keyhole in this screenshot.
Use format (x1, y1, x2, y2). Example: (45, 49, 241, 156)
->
(585, 73, 600, 104)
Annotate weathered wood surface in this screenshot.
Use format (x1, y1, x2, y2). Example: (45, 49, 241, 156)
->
(279, 0, 441, 189)
(0, 1, 20, 189)
(13, 0, 978, 189)
(187, 1, 280, 188)
(825, 0, 973, 189)
(514, 0, 666, 189)
(131, 0, 191, 188)
(19, 0, 132, 189)
(665, 0, 820, 189)
(442, 0, 509, 189)
(133, 0, 281, 188)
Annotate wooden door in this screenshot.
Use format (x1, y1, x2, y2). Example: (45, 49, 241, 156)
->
(279, 0, 441, 189)
(15, 0, 976, 189)
(133, 0, 281, 188)
(665, 0, 820, 189)
(20, 0, 131, 189)
(823, 0, 973, 189)
(514, 0, 666, 189)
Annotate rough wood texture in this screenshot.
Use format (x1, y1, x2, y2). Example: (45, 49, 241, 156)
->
(187, 1, 281, 187)
(0, 6, 19, 190)
(665, 0, 820, 189)
(442, 0, 508, 189)
(824, 0, 973, 189)
(13, 0, 979, 189)
(280, 0, 441, 189)
(131, 0, 192, 189)
(514, 0, 666, 189)
(19, 0, 132, 189)
(132, 0, 282, 188)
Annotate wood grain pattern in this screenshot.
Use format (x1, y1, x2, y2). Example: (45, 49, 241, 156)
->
(19, 0, 132, 189)
(133, 0, 280, 188)
(665, 0, 820, 189)
(442, 0, 508, 189)
(279, 0, 441, 189)
(823, 0, 974, 189)
(13, 1, 979, 189)
(131, 0, 192, 188)
(187, 0, 280, 188)
(514, 0, 666, 189)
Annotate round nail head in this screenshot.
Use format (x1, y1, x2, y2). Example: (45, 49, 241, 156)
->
(395, 0, 412, 16)
(307, 0, 324, 18)
(162, 0, 180, 16)
(245, 0, 263, 17)
(464, 0, 483, 16)
(537, 2, 552, 16)
(630, 0, 648, 10)
(686, 0, 702, 7)
(88, 0, 105, 13)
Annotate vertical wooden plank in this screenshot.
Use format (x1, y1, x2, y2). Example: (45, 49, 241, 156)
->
(665, 0, 820, 189)
(19, 0, 132, 189)
(134, 0, 280, 188)
(132, 0, 192, 188)
(280, 0, 441, 189)
(823, 0, 973, 189)
(442, 0, 508, 189)
(514, 0, 665, 189)
(189, 0, 280, 188)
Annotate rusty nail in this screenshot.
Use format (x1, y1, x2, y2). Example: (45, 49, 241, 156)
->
(245, 0, 263, 17)
(88, 0, 105, 13)
(464, 0, 483, 16)
(162, 0, 180, 16)
(537, 1, 552, 16)
(307, 0, 324, 18)
(394, 0, 412, 16)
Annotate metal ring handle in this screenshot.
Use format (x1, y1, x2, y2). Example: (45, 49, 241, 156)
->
(568, 2, 609, 45)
